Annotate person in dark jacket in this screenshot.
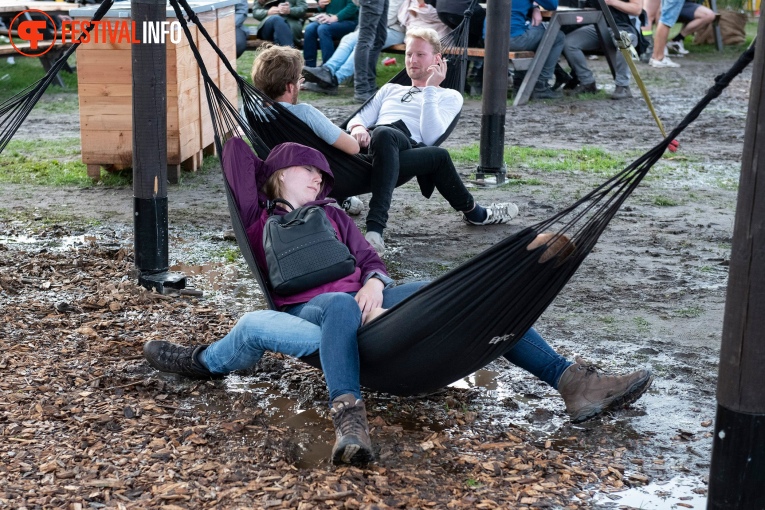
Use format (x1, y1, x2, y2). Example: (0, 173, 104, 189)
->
(303, 0, 359, 67)
(143, 142, 653, 466)
(253, 0, 308, 47)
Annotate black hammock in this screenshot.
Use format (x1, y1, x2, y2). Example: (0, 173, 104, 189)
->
(169, 0, 754, 394)
(167, 0, 474, 201)
(0, 0, 753, 396)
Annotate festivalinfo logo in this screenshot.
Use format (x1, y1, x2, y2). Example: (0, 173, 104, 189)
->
(10, 9, 183, 57)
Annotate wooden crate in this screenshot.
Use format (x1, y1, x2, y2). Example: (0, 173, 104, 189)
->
(75, 5, 237, 182)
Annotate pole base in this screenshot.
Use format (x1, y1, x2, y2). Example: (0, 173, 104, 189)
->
(474, 164, 507, 186)
(138, 271, 187, 294)
(708, 403, 765, 509)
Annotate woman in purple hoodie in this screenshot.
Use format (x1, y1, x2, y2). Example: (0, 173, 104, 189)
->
(144, 142, 424, 466)
(143, 142, 652, 467)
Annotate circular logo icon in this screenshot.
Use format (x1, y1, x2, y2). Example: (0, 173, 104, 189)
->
(10, 10, 57, 57)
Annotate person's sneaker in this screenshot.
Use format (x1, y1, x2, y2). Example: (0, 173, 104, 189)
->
(330, 394, 374, 465)
(143, 341, 220, 379)
(301, 81, 338, 95)
(666, 40, 689, 55)
(302, 65, 338, 88)
(557, 357, 653, 423)
(365, 231, 385, 254)
(341, 196, 363, 215)
(565, 81, 597, 96)
(531, 85, 563, 100)
(611, 85, 633, 100)
(463, 202, 519, 226)
(649, 56, 680, 68)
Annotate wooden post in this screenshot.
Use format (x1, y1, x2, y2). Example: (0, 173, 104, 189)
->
(707, 21, 765, 508)
(476, 0, 510, 183)
(132, 0, 186, 293)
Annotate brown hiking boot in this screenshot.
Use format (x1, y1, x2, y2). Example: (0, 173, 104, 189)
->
(330, 394, 373, 465)
(557, 357, 653, 423)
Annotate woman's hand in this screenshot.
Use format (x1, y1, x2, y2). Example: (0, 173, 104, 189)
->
(355, 278, 384, 324)
(530, 6, 542, 26)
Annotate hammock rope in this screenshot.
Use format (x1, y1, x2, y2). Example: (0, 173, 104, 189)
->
(0, 0, 115, 155)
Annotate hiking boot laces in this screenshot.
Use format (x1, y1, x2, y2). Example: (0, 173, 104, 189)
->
(143, 341, 218, 379)
(330, 395, 373, 465)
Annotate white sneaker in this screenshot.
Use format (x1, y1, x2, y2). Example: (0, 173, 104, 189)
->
(365, 231, 385, 255)
(463, 202, 519, 225)
(649, 56, 680, 68)
(666, 40, 689, 55)
(341, 196, 363, 215)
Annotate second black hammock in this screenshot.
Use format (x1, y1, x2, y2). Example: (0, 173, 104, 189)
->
(167, 0, 755, 397)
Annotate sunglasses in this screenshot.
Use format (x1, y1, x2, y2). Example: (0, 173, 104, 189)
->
(401, 86, 422, 103)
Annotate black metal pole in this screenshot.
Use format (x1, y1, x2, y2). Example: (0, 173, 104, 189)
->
(707, 20, 765, 509)
(132, 0, 186, 293)
(476, 0, 510, 183)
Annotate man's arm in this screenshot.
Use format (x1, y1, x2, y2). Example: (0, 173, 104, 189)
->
(347, 85, 389, 148)
(291, 104, 360, 154)
(535, 0, 558, 11)
(419, 88, 462, 146)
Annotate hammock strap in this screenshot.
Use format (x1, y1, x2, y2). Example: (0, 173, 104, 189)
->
(0, 0, 115, 154)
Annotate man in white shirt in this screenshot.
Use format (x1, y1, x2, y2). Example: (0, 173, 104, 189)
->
(347, 28, 518, 253)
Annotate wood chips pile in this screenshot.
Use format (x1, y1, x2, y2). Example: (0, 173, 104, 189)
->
(0, 235, 656, 509)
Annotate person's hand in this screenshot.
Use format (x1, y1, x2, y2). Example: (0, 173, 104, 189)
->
(530, 6, 542, 26)
(425, 54, 447, 88)
(278, 2, 291, 14)
(363, 307, 387, 325)
(350, 125, 370, 148)
(355, 278, 384, 324)
(318, 0, 331, 7)
(268, 5, 280, 15)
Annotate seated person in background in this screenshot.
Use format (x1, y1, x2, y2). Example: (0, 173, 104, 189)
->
(143, 142, 654, 466)
(251, 45, 361, 155)
(562, 0, 642, 100)
(252, 0, 307, 48)
(235, 0, 249, 58)
(302, 0, 359, 67)
(505, 0, 564, 100)
(667, 1, 716, 55)
(301, 0, 408, 95)
(397, 0, 452, 39)
(346, 28, 518, 253)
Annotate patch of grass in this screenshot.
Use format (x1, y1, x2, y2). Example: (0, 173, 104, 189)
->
(465, 478, 483, 488)
(633, 316, 651, 333)
(0, 138, 133, 187)
(653, 196, 679, 206)
(0, 54, 79, 104)
(449, 145, 629, 176)
(674, 306, 703, 318)
(599, 316, 616, 324)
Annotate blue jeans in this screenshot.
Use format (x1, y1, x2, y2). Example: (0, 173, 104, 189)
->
(257, 16, 294, 47)
(354, 0, 389, 98)
(200, 281, 429, 403)
(303, 20, 358, 67)
(504, 327, 572, 389)
(509, 25, 565, 88)
(325, 28, 405, 83)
